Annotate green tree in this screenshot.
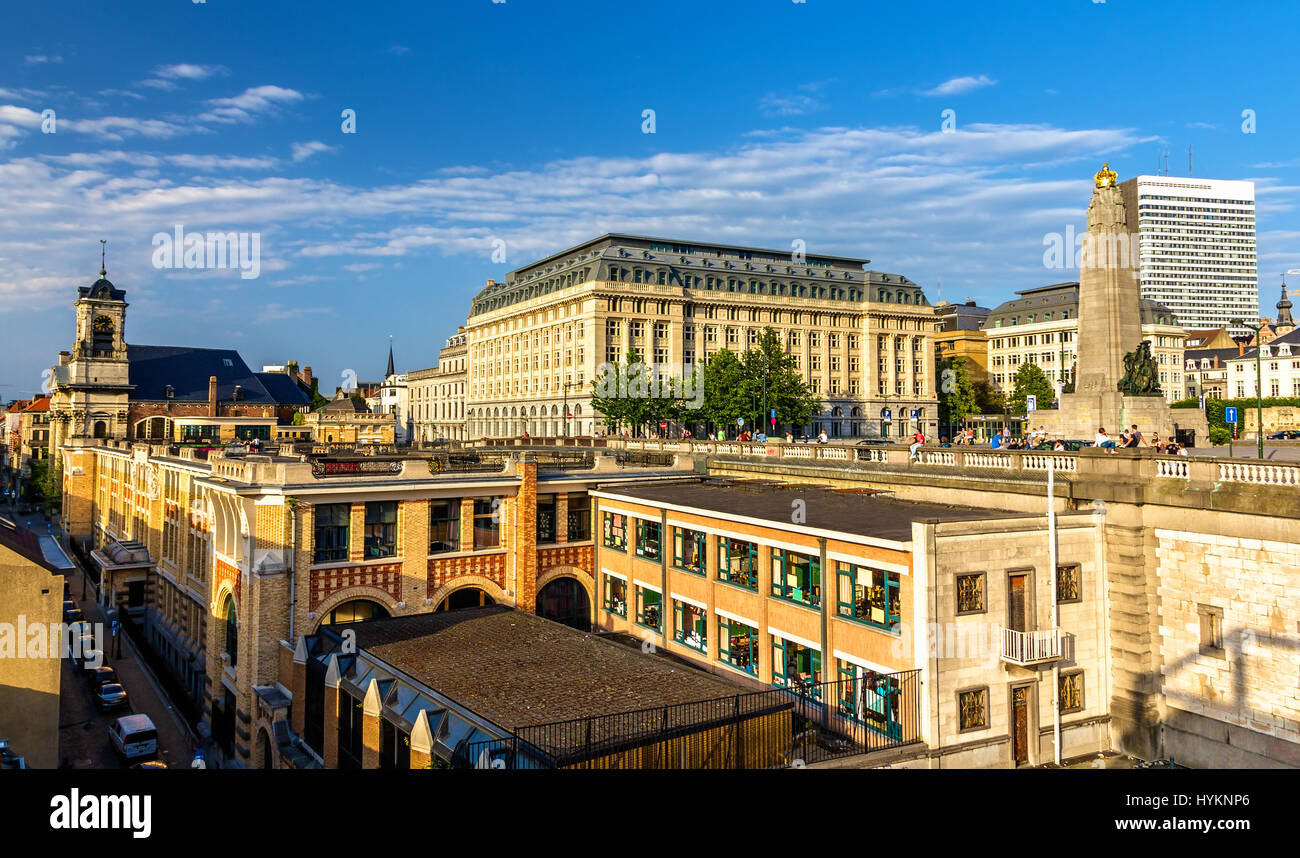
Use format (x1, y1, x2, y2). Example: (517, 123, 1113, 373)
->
(937, 356, 977, 435)
(1008, 363, 1055, 414)
(591, 349, 683, 435)
(308, 377, 329, 411)
(26, 459, 61, 510)
(740, 328, 820, 432)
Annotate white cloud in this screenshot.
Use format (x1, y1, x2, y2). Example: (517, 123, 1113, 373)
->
(140, 63, 228, 90)
(758, 93, 823, 117)
(921, 75, 996, 97)
(25, 55, 63, 65)
(290, 140, 335, 162)
(198, 85, 305, 124)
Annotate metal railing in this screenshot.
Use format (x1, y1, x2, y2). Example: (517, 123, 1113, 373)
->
(460, 670, 921, 769)
(999, 627, 1063, 666)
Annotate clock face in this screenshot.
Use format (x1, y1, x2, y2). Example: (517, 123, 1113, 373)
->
(93, 315, 113, 333)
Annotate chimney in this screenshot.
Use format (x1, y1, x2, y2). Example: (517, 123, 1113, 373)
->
(302, 366, 313, 388)
(208, 375, 218, 416)
(1238, 340, 1245, 357)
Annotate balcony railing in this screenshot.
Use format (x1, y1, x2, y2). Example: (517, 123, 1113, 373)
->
(999, 627, 1063, 666)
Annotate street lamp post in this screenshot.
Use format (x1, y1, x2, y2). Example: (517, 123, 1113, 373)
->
(1232, 319, 1265, 460)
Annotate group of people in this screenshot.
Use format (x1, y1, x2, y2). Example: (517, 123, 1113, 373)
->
(1093, 425, 1188, 455)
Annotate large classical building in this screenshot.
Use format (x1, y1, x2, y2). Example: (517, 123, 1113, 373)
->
(934, 300, 991, 383)
(985, 282, 1187, 403)
(409, 326, 467, 444)
(1119, 175, 1258, 334)
(464, 234, 939, 441)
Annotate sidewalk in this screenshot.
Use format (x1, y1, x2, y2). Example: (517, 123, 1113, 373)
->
(60, 528, 197, 769)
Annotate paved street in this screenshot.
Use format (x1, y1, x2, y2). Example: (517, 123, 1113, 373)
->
(3, 501, 196, 770)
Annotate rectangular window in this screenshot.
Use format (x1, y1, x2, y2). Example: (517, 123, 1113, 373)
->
(717, 536, 758, 589)
(837, 661, 901, 737)
(313, 501, 351, 564)
(1059, 670, 1084, 714)
(772, 636, 821, 698)
(673, 527, 707, 575)
(429, 499, 460, 554)
(835, 562, 900, 634)
(1198, 603, 1224, 656)
(673, 600, 707, 652)
(602, 512, 627, 551)
(1056, 564, 1081, 603)
(958, 687, 989, 732)
(363, 502, 397, 559)
(473, 498, 501, 550)
(770, 548, 821, 608)
(956, 572, 986, 615)
(635, 586, 661, 630)
(603, 574, 627, 617)
(718, 616, 758, 675)
(635, 519, 661, 560)
(566, 492, 591, 541)
(536, 495, 557, 544)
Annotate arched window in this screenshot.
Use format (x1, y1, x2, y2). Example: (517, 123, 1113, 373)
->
(223, 594, 238, 669)
(321, 599, 391, 627)
(93, 421, 107, 439)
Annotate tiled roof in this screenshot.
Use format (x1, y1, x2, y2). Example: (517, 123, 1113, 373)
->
(0, 516, 60, 573)
(21, 397, 50, 413)
(341, 606, 753, 730)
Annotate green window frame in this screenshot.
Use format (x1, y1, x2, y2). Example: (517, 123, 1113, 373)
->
(837, 660, 902, 739)
(429, 499, 460, 554)
(835, 562, 901, 634)
(635, 586, 661, 631)
(602, 512, 627, 552)
(673, 600, 707, 652)
(718, 616, 758, 675)
(770, 548, 821, 608)
(673, 528, 707, 575)
(313, 503, 350, 563)
(771, 636, 821, 699)
(717, 536, 757, 589)
(635, 519, 661, 560)
(603, 574, 627, 617)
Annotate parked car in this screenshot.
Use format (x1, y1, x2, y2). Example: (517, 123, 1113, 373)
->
(131, 760, 168, 770)
(1267, 430, 1300, 440)
(87, 665, 118, 690)
(95, 683, 129, 712)
(855, 438, 891, 447)
(108, 714, 157, 761)
(62, 601, 83, 624)
(1032, 439, 1091, 451)
(77, 649, 104, 670)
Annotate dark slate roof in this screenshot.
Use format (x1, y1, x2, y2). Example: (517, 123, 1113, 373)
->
(78, 277, 126, 301)
(599, 479, 1025, 542)
(0, 516, 60, 573)
(254, 372, 312, 406)
(319, 394, 368, 413)
(340, 606, 752, 730)
(128, 345, 283, 404)
(1240, 326, 1300, 361)
(985, 282, 1179, 328)
(1184, 347, 1239, 365)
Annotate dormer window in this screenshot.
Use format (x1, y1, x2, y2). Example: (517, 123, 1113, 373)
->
(165, 384, 175, 399)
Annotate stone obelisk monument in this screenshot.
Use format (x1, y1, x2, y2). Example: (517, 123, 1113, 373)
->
(1055, 164, 1207, 442)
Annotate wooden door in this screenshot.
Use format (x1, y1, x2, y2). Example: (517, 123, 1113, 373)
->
(1012, 686, 1030, 766)
(1008, 573, 1028, 632)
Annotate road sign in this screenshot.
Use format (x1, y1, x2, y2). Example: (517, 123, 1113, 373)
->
(1225, 407, 1238, 424)
(737, 418, 744, 427)
(1199, 395, 1206, 410)
(910, 409, 920, 420)
(882, 409, 892, 422)
(1026, 394, 1037, 412)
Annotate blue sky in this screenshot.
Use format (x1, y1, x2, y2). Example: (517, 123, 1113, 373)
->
(3, 0, 1298, 399)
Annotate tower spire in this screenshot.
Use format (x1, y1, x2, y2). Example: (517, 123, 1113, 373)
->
(99, 239, 107, 277)
(386, 334, 395, 378)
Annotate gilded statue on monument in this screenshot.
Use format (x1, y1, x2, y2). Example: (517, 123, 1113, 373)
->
(1117, 341, 1162, 396)
(1094, 161, 1118, 189)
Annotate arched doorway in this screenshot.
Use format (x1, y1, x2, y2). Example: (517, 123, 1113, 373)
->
(436, 587, 495, 612)
(260, 731, 274, 769)
(93, 420, 107, 439)
(320, 599, 391, 627)
(535, 576, 591, 631)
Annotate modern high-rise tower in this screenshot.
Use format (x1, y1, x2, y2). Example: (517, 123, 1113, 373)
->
(1118, 176, 1258, 334)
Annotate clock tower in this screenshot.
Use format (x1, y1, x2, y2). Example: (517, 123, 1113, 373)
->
(47, 249, 135, 468)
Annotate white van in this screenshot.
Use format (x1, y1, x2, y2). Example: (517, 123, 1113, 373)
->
(109, 714, 157, 761)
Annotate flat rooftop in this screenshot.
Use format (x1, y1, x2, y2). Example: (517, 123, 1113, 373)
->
(341, 606, 754, 732)
(597, 479, 1027, 542)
